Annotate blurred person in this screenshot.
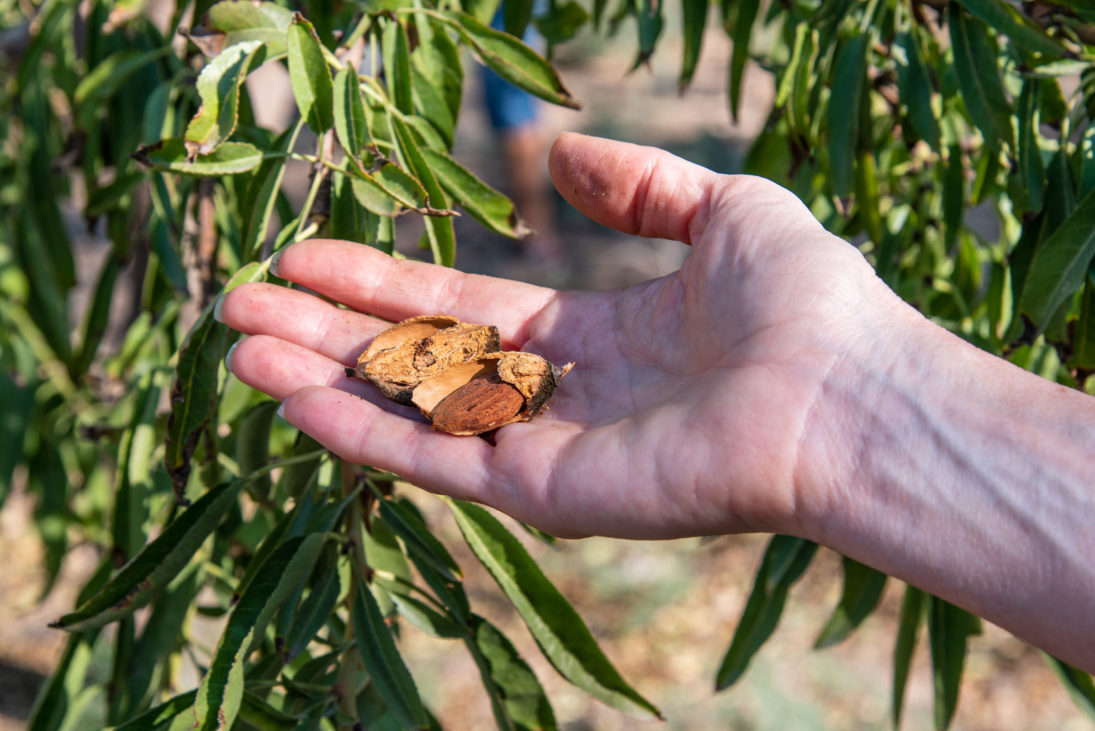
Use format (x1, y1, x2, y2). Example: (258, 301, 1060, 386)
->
(218, 133, 1095, 675)
(481, 3, 564, 266)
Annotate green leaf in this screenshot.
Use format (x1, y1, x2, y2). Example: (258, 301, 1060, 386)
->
(72, 256, 120, 376)
(928, 597, 981, 731)
(419, 147, 530, 238)
(435, 9, 580, 109)
(391, 593, 466, 638)
(0, 372, 32, 509)
(234, 400, 279, 498)
(715, 536, 818, 689)
(1046, 655, 1095, 722)
(449, 500, 661, 719)
(391, 117, 456, 266)
(112, 690, 197, 731)
(728, 0, 759, 121)
(1070, 276, 1095, 370)
(679, 0, 707, 91)
(27, 633, 97, 731)
(243, 120, 305, 257)
(892, 585, 926, 729)
(533, 1, 589, 45)
(133, 139, 264, 176)
(378, 497, 462, 580)
(631, 0, 664, 71)
(121, 562, 204, 717)
(239, 691, 299, 731)
(895, 30, 939, 151)
(813, 557, 887, 649)
(200, 1, 295, 59)
(504, 0, 535, 36)
(185, 41, 266, 156)
(827, 33, 868, 199)
(74, 48, 171, 129)
(955, 0, 1066, 59)
(52, 481, 244, 632)
(383, 19, 414, 115)
(285, 543, 342, 658)
(1016, 78, 1046, 215)
(943, 145, 965, 249)
(411, 67, 456, 148)
(411, 16, 465, 121)
(352, 576, 429, 729)
(948, 3, 1014, 152)
(350, 161, 427, 215)
(164, 310, 229, 495)
(194, 534, 325, 730)
(468, 614, 558, 731)
(288, 13, 334, 133)
(1018, 186, 1095, 333)
(334, 67, 369, 162)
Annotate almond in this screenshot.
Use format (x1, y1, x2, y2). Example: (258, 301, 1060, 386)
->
(429, 373, 526, 435)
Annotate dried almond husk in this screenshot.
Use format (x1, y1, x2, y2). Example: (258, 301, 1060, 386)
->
(412, 352, 574, 435)
(355, 315, 500, 404)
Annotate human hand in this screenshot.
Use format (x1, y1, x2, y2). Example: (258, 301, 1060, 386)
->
(219, 132, 913, 540)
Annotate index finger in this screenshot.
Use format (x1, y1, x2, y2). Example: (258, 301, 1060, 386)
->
(272, 239, 558, 345)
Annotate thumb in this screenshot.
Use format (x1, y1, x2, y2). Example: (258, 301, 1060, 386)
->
(548, 132, 718, 246)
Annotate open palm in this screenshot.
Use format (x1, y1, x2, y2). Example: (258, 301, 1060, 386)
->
(221, 133, 903, 539)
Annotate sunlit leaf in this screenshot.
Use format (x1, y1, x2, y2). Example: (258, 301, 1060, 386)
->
(813, 557, 887, 649)
(449, 500, 661, 719)
(134, 139, 264, 176)
(419, 147, 530, 238)
(185, 41, 266, 156)
(468, 614, 558, 730)
(928, 597, 981, 730)
(948, 4, 1014, 152)
(352, 575, 429, 729)
(716, 536, 817, 689)
(288, 13, 334, 133)
(52, 481, 243, 632)
(334, 67, 369, 162)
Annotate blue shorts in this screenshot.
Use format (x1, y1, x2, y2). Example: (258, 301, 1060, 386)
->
(482, 4, 545, 131)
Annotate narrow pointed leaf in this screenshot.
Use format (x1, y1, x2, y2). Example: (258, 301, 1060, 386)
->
(382, 19, 414, 115)
(814, 557, 887, 649)
(437, 10, 580, 109)
(895, 30, 939, 151)
(73, 255, 120, 376)
(133, 139, 263, 176)
(390, 593, 466, 638)
(411, 66, 456, 147)
(285, 544, 342, 657)
(352, 576, 429, 729)
(955, 0, 1066, 59)
(378, 497, 462, 580)
(419, 147, 530, 237)
(164, 310, 229, 495)
(185, 40, 266, 156)
(928, 597, 981, 730)
(943, 145, 965, 248)
(827, 33, 868, 199)
(1070, 277, 1095, 370)
(728, 0, 759, 121)
(533, 1, 589, 45)
(53, 481, 243, 632)
(194, 534, 325, 730)
(288, 13, 334, 133)
(112, 690, 198, 731)
(468, 614, 558, 731)
(449, 500, 661, 719)
(244, 121, 305, 256)
(892, 585, 926, 729)
(350, 160, 429, 214)
(679, 0, 707, 91)
(1018, 186, 1095, 332)
(632, 0, 664, 70)
(391, 116, 456, 265)
(948, 4, 1014, 152)
(334, 67, 369, 162)
(715, 536, 818, 689)
(1016, 78, 1046, 215)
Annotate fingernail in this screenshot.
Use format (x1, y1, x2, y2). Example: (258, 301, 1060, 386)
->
(224, 340, 239, 372)
(276, 401, 287, 420)
(212, 293, 226, 323)
(269, 248, 284, 277)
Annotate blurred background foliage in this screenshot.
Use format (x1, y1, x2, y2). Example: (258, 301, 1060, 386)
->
(1, 0, 1095, 728)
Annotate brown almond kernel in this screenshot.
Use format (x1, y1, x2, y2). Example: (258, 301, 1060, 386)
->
(429, 374, 525, 435)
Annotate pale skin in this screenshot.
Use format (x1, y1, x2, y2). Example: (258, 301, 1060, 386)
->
(219, 132, 1095, 673)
